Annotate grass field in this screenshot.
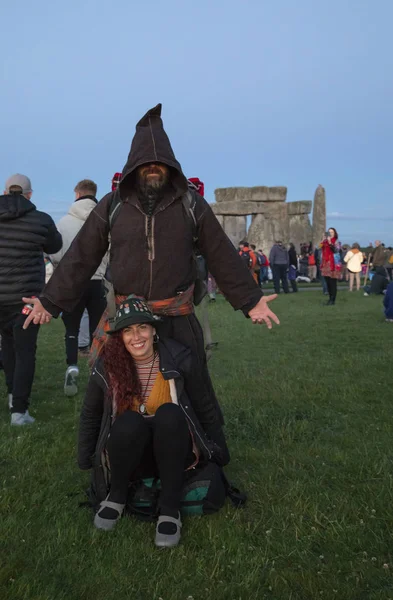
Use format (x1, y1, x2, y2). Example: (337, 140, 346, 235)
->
(1, 291, 393, 600)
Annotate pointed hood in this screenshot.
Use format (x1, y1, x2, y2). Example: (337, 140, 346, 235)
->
(119, 104, 188, 199)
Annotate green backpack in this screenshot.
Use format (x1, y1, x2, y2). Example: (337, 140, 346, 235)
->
(125, 462, 246, 521)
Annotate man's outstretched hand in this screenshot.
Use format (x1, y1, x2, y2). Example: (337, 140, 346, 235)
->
(248, 295, 280, 329)
(22, 297, 53, 329)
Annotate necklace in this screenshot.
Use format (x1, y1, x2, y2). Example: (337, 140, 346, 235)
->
(138, 352, 157, 415)
(135, 352, 155, 367)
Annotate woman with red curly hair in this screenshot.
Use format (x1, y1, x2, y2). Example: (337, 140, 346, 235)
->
(78, 296, 223, 548)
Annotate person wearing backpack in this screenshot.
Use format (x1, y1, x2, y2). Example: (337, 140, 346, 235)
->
(269, 241, 290, 294)
(238, 241, 256, 273)
(78, 297, 227, 546)
(23, 104, 280, 464)
(256, 249, 269, 286)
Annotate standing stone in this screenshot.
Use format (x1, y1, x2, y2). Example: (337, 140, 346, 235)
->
(222, 216, 247, 248)
(215, 214, 224, 228)
(312, 185, 326, 248)
(247, 215, 270, 251)
(248, 204, 289, 252)
(289, 214, 313, 252)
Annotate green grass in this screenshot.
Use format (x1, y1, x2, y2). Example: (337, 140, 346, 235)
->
(1, 292, 393, 600)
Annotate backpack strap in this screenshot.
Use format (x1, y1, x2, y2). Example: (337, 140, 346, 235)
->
(108, 190, 122, 230)
(221, 471, 247, 508)
(105, 190, 122, 320)
(182, 189, 198, 245)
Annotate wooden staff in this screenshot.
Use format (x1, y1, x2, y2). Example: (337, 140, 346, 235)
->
(364, 254, 371, 287)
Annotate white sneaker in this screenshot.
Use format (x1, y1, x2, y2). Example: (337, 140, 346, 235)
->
(64, 365, 79, 397)
(8, 394, 13, 410)
(24, 410, 36, 424)
(11, 412, 35, 426)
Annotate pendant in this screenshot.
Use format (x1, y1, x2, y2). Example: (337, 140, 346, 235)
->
(139, 404, 146, 415)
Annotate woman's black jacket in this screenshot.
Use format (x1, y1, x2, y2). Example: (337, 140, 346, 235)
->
(78, 338, 229, 479)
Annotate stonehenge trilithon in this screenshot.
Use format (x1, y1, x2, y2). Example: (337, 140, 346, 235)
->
(211, 185, 326, 252)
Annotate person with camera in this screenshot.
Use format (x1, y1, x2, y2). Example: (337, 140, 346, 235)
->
(320, 227, 342, 306)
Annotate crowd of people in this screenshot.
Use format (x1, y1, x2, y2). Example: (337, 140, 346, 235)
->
(236, 233, 393, 310)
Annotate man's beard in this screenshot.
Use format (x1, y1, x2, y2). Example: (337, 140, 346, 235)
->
(137, 167, 169, 194)
(136, 168, 170, 215)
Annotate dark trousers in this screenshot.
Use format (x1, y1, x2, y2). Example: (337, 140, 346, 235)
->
(272, 265, 289, 294)
(258, 267, 268, 286)
(0, 308, 40, 414)
(290, 279, 298, 292)
(107, 404, 190, 513)
(156, 313, 230, 465)
(62, 280, 106, 366)
(325, 276, 338, 301)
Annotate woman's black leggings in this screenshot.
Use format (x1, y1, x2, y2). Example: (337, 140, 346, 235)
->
(106, 404, 190, 514)
(325, 276, 337, 301)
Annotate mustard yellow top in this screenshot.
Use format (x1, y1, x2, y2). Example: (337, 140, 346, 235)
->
(133, 371, 171, 416)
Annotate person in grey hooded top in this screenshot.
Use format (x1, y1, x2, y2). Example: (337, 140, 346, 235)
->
(50, 179, 108, 397)
(269, 241, 290, 294)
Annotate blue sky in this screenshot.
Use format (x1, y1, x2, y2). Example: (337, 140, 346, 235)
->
(1, 0, 392, 245)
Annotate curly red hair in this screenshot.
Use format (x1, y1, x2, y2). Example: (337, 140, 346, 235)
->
(101, 331, 142, 415)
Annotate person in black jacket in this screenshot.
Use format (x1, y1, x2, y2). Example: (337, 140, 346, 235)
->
(0, 174, 62, 426)
(79, 296, 223, 547)
(288, 243, 298, 292)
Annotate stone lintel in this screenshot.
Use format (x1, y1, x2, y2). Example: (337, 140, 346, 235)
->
(287, 201, 312, 216)
(214, 186, 287, 203)
(211, 201, 267, 216)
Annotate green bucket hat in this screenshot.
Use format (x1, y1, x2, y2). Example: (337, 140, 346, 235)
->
(108, 296, 161, 334)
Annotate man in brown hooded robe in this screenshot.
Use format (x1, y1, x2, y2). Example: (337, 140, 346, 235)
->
(24, 104, 279, 464)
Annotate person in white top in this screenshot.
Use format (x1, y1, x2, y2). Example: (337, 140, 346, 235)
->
(344, 243, 364, 292)
(50, 179, 108, 396)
